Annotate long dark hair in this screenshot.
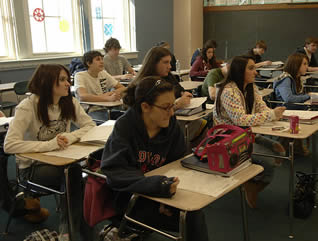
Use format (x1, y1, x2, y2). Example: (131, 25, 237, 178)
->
(123, 76, 174, 112)
(28, 64, 76, 126)
(200, 42, 218, 68)
(216, 56, 255, 116)
(135, 47, 172, 82)
(284, 53, 309, 93)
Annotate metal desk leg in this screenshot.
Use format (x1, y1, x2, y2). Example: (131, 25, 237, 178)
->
(107, 108, 111, 120)
(118, 194, 139, 237)
(179, 211, 187, 241)
(311, 135, 317, 174)
(240, 186, 250, 241)
(64, 167, 74, 241)
(288, 141, 295, 239)
(185, 122, 190, 152)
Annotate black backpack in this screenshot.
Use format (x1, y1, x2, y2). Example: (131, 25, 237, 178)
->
(0, 134, 27, 217)
(69, 58, 87, 76)
(293, 171, 317, 219)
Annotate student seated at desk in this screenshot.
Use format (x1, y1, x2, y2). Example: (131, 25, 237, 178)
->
(101, 76, 209, 241)
(4, 64, 96, 239)
(190, 39, 217, 66)
(190, 40, 220, 81)
(201, 62, 230, 102)
(213, 56, 286, 209)
(74, 50, 126, 121)
(246, 40, 272, 68)
(155, 41, 177, 71)
(273, 53, 311, 156)
(103, 37, 136, 80)
(295, 37, 318, 72)
(136, 46, 207, 143)
(273, 53, 311, 110)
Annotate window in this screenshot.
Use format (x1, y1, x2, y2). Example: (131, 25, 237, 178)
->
(0, 0, 136, 66)
(27, 0, 80, 54)
(1, 0, 83, 61)
(89, 0, 136, 52)
(0, 0, 15, 59)
(0, 5, 7, 57)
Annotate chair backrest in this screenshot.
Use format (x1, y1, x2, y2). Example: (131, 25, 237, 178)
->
(190, 48, 201, 66)
(14, 81, 29, 96)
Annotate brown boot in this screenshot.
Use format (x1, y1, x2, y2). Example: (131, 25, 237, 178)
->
(24, 197, 41, 211)
(24, 208, 50, 224)
(243, 181, 269, 209)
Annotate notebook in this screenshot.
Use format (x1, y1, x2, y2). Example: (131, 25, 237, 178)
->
(282, 110, 318, 124)
(175, 97, 207, 116)
(181, 155, 252, 177)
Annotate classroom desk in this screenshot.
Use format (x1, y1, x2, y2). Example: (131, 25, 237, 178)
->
(252, 121, 318, 238)
(258, 88, 273, 97)
(0, 82, 15, 92)
(81, 100, 123, 120)
(119, 155, 264, 241)
(257, 66, 283, 72)
(179, 81, 202, 91)
(257, 67, 283, 79)
(176, 109, 212, 149)
(132, 64, 142, 72)
(171, 69, 190, 81)
(17, 143, 103, 241)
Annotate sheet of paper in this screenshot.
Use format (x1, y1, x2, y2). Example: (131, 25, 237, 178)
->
(271, 61, 284, 65)
(205, 104, 214, 110)
(80, 125, 114, 143)
(163, 168, 238, 197)
(283, 110, 318, 120)
(100, 120, 116, 126)
(183, 97, 207, 109)
(43, 145, 101, 159)
(0, 117, 13, 126)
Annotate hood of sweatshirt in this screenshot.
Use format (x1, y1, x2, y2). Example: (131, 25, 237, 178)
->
(273, 72, 293, 89)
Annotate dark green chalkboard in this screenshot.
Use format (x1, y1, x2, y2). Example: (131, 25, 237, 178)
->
(204, 8, 318, 62)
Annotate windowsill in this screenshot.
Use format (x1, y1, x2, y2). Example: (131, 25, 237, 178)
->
(0, 51, 139, 71)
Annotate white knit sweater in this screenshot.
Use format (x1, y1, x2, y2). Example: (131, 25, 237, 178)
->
(4, 95, 96, 169)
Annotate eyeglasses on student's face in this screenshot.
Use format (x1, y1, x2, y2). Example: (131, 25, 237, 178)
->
(152, 103, 175, 113)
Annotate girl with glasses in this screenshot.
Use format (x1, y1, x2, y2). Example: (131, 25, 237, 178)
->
(101, 76, 209, 241)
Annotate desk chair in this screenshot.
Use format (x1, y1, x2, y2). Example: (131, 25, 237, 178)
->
(0, 80, 29, 116)
(2, 161, 65, 234)
(192, 85, 202, 97)
(14, 80, 29, 102)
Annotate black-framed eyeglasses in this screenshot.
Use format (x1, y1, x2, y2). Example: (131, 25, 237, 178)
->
(152, 103, 175, 112)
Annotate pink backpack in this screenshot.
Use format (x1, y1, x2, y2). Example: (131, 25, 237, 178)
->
(194, 124, 254, 174)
